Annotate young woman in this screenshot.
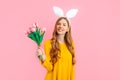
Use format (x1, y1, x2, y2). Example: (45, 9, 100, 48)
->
(36, 17, 76, 80)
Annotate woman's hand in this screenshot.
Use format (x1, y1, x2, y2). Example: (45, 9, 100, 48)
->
(36, 47, 46, 62)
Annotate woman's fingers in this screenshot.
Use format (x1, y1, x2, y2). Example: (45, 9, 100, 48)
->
(40, 47, 45, 55)
(36, 47, 45, 55)
(36, 47, 46, 61)
(39, 47, 46, 61)
(36, 48, 43, 56)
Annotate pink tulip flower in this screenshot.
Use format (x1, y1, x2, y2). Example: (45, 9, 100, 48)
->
(40, 27, 46, 34)
(42, 27, 46, 32)
(29, 27, 36, 32)
(32, 22, 38, 28)
(25, 31, 30, 35)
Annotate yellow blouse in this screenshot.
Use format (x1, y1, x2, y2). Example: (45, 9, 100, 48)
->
(41, 40, 75, 80)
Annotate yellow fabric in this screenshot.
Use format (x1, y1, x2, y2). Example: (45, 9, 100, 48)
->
(41, 40, 75, 80)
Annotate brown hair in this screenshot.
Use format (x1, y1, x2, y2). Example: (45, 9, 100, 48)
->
(50, 17, 76, 66)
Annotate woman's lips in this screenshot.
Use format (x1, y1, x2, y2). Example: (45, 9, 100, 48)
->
(58, 28, 64, 32)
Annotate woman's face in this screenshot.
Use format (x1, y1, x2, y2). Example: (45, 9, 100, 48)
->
(56, 19, 69, 35)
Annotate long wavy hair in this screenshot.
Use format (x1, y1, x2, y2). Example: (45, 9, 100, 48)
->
(50, 17, 76, 66)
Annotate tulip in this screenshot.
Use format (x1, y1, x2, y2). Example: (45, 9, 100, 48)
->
(42, 27, 46, 32)
(25, 31, 30, 35)
(40, 27, 46, 34)
(26, 22, 46, 46)
(32, 22, 38, 28)
(29, 27, 36, 32)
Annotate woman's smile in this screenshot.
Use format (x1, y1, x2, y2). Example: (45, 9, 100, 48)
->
(57, 27, 64, 32)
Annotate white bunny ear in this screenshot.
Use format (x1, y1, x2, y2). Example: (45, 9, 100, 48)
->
(53, 6, 64, 17)
(66, 9, 78, 18)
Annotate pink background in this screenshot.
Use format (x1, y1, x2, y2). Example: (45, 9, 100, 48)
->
(0, 0, 120, 80)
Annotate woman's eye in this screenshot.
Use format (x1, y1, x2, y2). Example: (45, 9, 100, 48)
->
(57, 23, 61, 25)
(63, 24, 66, 26)
(63, 23, 66, 26)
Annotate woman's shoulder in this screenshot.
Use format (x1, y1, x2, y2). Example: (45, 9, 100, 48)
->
(44, 39, 52, 45)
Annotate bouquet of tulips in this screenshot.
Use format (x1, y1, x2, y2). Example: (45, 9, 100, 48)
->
(25, 23, 46, 47)
(25, 23, 46, 60)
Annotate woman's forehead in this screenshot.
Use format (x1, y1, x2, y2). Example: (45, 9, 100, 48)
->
(58, 19, 67, 23)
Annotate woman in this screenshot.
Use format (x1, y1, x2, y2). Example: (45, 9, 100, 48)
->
(36, 17, 76, 80)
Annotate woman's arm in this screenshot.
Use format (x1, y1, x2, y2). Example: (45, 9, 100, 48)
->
(36, 40, 53, 71)
(36, 47, 46, 62)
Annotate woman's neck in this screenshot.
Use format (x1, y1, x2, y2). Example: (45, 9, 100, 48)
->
(57, 35, 65, 43)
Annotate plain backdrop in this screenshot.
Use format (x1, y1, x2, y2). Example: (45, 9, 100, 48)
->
(0, 0, 120, 80)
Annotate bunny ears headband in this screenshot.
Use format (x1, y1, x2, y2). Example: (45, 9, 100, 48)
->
(53, 6, 78, 20)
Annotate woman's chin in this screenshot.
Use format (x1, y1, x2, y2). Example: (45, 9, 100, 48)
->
(57, 32, 65, 35)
